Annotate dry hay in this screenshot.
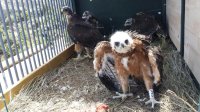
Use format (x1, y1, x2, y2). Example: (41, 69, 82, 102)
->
(3, 38, 200, 112)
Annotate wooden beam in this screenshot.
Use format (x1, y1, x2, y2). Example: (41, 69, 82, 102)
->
(0, 45, 75, 110)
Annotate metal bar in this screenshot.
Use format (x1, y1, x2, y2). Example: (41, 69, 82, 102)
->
(0, 61, 8, 89)
(45, 0, 59, 55)
(25, 0, 41, 67)
(35, 0, 50, 61)
(19, 1, 37, 68)
(62, 0, 70, 48)
(15, 0, 29, 74)
(0, 83, 9, 112)
(42, 0, 54, 57)
(4, 0, 22, 81)
(64, 0, 72, 47)
(19, 0, 34, 72)
(55, 0, 65, 51)
(43, 0, 57, 57)
(66, 0, 73, 47)
(34, 0, 47, 63)
(67, 0, 73, 46)
(29, 0, 45, 64)
(57, 0, 69, 50)
(0, 3, 15, 84)
(69, 0, 73, 10)
(0, 36, 14, 85)
(59, 0, 69, 48)
(48, 0, 61, 53)
(180, 0, 185, 57)
(0, 33, 8, 89)
(58, 0, 67, 48)
(10, 0, 26, 77)
(50, 0, 63, 52)
(56, 0, 65, 51)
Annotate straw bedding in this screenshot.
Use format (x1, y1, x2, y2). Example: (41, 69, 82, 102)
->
(5, 38, 199, 112)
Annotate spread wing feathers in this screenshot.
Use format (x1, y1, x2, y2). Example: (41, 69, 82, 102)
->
(98, 57, 121, 92)
(67, 18, 103, 49)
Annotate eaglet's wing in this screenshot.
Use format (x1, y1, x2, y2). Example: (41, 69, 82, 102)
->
(68, 22, 103, 49)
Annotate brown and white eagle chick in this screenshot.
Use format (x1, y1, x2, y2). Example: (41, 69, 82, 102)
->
(93, 31, 162, 108)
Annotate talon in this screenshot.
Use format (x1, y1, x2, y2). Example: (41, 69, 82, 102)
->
(83, 54, 93, 59)
(145, 98, 162, 108)
(112, 92, 133, 100)
(73, 53, 84, 61)
(72, 56, 84, 61)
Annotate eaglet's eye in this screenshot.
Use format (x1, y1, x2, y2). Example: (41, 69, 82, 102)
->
(115, 42, 120, 47)
(125, 39, 129, 45)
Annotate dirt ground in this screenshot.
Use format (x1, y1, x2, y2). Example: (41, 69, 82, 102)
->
(5, 39, 200, 112)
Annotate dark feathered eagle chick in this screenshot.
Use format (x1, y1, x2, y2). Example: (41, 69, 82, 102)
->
(82, 11, 105, 36)
(124, 12, 161, 43)
(61, 6, 104, 60)
(82, 11, 99, 27)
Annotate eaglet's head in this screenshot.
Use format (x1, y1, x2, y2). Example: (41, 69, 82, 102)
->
(61, 6, 73, 16)
(82, 11, 92, 20)
(110, 31, 133, 54)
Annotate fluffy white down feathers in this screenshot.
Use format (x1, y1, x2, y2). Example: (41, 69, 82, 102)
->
(110, 31, 133, 54)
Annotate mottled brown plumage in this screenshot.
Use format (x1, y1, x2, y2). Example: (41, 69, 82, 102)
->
(93, 31, 162, 108)
(61, 6, 104, 59)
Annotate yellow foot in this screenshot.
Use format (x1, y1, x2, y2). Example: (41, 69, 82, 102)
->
(83, 54, 93, 59)
(72, 57, 85, 61)
(112, 92, 133, 100)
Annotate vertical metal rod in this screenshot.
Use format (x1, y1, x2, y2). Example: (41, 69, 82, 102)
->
(16, 1, 37, 68)
(66, 0, 72, 46)
(42, 0, 57, 57)
(4, 0, 22, 81)
(29, 0, 45, 64)
(0, 61, 8, 89)
(34, 0, 47, 63)
(63, 0, 70, 48)
(180, 0, 185, 57)
(0, 83, 9, 112)
(69, 0, 73, 10)
(25, 0, 41, 67)
(50, 0, 63, 52)
(57, 0, 66, 50)
(56, 0, 65, 51)
(0, 33, 8, 89)
(48, 0, 61, 53)
(42, 0, 54, 58)
(0, 3, 15, 84)
(0, 35, 14, 85)
(57, 0, 66, 48)
(45, 0, 59, 55)
(15, 0, 29, 74)
(55, 0, 66, 50)
(18, 0, 34, 72)
(59, 0, 69, 48)
(10, 0, 26, 77)
(34, 0, 50, 61)
(66, 0, 73, 46)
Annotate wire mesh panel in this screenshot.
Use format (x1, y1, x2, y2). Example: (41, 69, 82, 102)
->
(0, 0, 73, 93)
